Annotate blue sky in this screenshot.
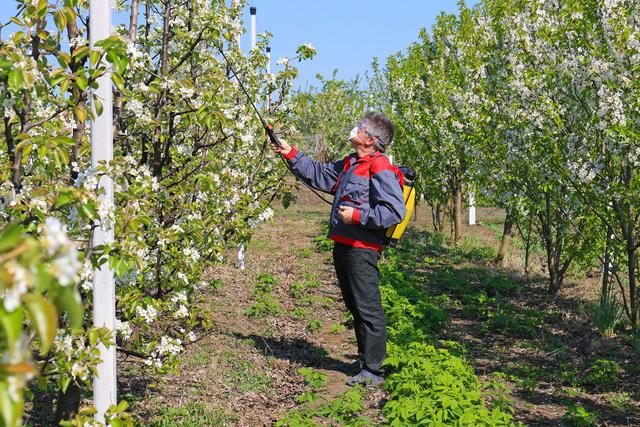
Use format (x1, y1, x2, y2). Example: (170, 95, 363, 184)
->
(242, 0, 476, 89)
(0, 1, 476, 89)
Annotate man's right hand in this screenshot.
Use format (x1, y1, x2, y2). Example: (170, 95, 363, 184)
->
(270, 137, 292, 156)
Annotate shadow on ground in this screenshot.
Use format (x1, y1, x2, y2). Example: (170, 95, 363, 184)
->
(233, 332, 356, 376)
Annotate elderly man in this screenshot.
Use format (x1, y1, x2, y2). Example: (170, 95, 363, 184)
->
(272, 111, 406, 386)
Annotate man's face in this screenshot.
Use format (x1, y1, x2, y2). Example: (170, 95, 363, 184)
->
(349, 120, 374, 150)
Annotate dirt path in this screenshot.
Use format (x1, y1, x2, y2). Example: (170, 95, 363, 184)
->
(127, 187, 387, 426)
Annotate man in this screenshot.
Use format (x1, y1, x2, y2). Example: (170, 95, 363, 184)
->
(271, 111, 406, 386)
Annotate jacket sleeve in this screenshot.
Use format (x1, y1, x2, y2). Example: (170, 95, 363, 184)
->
(352, 164, 406, 229)
(283, 147, 344, 194)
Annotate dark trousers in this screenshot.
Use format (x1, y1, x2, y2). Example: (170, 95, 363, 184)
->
(333, 243, 387, 375)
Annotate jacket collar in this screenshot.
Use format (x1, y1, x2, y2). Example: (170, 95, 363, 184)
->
(352, 151, 382, 164)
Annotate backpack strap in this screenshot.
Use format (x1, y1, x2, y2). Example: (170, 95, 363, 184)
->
(331, 155, 352, 194)
(369, 154, 405, 187)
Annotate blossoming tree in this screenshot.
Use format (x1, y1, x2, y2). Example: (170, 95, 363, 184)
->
(0, 0, 315, 424)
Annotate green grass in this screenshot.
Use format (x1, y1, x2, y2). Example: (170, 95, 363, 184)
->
(297, 247, 313, 258)
(183, 346, 211, 369)
(230, 361, 273, 393)
(146, 403, 238, 427)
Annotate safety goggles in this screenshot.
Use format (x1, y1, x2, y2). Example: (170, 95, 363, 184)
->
(357, 120, 385, 148)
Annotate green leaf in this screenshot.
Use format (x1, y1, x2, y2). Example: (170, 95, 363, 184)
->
(0, 381, 24, 427)
(23, 294, 58, 354)
(57, 52, 71, 68)
(8, 70, 24, 91)
(76, 73, 88, 91)
(60, 376, 71, 393)
(37, 0, 48, 16)
(60, 77, 70, 93)
(111, 73, 125, 92)
(90, 50, 101, 67)
(0, 223, 23, 253)
(109, 256, 130, 277)
(72, 45, 89, 61)
(54, 9, 67, 30)
(55, 136, 76, 146)
(74, 105, 87, 123)
(55, 189, 75, 209)
(53, 286, 84, 329)
(0, 305, 23, 352)
(62, 6, 76, 25)
(78, 202, 97, 220)
(113, 57, 129, 75)
(94, 96, 104, 117)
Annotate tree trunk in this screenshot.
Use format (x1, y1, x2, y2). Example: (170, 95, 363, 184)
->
(539, 191, 569, 294)
(453, 181, 463, 244)
(54, 383, 82, 424)
(496, 210, 514, 267)
(436, 203, 444, 233)
(627, 237, 638, 329)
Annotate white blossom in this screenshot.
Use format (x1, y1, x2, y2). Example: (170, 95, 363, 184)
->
(136, 304, 158, 323)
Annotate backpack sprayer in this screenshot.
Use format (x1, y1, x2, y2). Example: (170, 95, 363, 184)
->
(385, 166, 416, 247)
(217, 43, 416, 245)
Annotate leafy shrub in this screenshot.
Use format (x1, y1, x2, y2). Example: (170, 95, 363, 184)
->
(289, 282, 305, 299)
(245, 295, 280, 318)
(583, 359, 622, 389)
(487, 304, 544, 337)
(330, 323, 347, 334)
(254, 273, 277, 294)
(149, 402, 236, 427)
(306, 319, 323, 332)
(298, 367, 326, 389)
(297, 247, 313, 259)
(589, 289, 624, 338)
(314, 223, 334, 252)
(483, 275, 517, 296)
(624, 330, 640, 352)
(603, 392, 632, 413)
(562, 405, 598, 427)
(378, 247, 518, 426)
(461, 291, 495, 319)
(291, 307, 310, 319)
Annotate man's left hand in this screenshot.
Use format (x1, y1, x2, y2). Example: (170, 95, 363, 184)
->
(338, 206, 355, 225)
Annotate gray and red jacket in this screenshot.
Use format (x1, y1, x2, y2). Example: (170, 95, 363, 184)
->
(283, 147, 407, 251)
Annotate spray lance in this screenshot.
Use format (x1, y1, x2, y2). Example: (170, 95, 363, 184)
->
(217, 44, 419, 246)
(216, 44, 333, 204)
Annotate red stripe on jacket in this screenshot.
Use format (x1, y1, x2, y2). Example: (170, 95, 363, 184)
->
(330, 234, 382, 252)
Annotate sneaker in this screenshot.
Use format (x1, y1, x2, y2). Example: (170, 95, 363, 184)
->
(346, 369, 384, 387)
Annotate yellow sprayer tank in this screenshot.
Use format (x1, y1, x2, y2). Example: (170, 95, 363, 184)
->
(386, 166, 416, 247)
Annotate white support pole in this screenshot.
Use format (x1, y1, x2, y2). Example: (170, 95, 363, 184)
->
(90, 0, 116, 422)
(237, 243, 246, 270)
(468, 191, 476, 225)
(250, 6, 257, 50)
